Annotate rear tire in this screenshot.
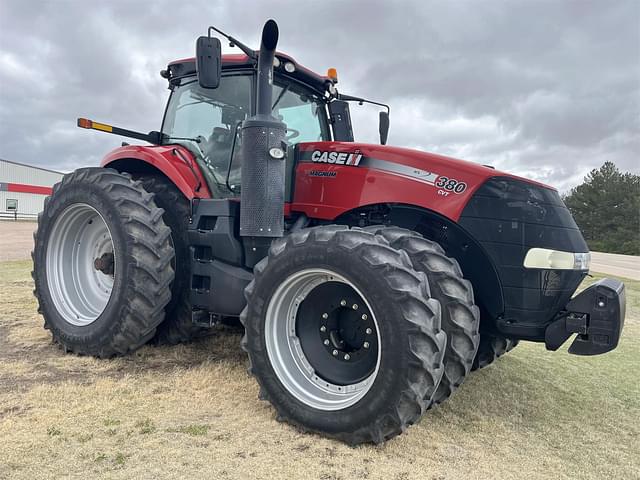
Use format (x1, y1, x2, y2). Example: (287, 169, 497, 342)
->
(472, 334, 519, 371)
(241, 226, 446, 444)
(136, 175, 207, 345)
(366, 226, 480, 406)
(32, 167, 174, 357)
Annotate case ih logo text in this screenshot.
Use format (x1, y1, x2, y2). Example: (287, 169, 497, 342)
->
(311, 150, 362, 166)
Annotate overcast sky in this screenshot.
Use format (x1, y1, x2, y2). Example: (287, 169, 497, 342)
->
(0, 0, 638, 191)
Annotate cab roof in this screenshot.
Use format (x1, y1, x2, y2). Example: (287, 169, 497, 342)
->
(165, 53, 331, 92)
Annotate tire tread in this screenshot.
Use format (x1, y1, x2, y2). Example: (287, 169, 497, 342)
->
(32, 167, 174, 358)
(136, 174, 209, 345)
(240, 225, 446, 444)
(366, 226, 480, 407)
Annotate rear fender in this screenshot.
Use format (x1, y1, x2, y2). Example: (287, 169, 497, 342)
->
(101, 145, 211, 199)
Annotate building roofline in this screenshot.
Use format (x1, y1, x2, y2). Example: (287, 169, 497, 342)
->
(0, 158, 63, 175)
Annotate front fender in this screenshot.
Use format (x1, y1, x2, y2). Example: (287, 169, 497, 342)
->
(101, 145, 211, 199)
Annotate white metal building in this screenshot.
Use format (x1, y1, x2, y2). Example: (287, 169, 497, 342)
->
(0, 159, 63, 220)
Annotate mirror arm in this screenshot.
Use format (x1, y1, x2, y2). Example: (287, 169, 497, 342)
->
(208, 26, 257, 60)
(338, 94, 390, 115)
(338, 94, 391, 145)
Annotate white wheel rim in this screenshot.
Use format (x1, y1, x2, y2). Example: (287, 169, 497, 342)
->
(264, 268, 381, 411)
(45, 203, 115, 326)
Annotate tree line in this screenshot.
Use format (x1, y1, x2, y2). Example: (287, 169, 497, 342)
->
(563, 161, 639, 255)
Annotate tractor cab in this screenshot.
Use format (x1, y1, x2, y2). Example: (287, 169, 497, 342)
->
(160, 54, 332, 193)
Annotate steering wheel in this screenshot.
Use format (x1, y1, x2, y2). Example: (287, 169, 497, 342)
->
(286, 128, 300, 141)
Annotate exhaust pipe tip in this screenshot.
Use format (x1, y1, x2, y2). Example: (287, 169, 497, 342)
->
(261, 19, 279, 51)
(256, 19, 280, 117)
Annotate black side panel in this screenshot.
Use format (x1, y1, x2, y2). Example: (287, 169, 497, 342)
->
(385, 206, 504, 322)
(189, 199, 244, 265)
(191, 260, 253, 316)
(188, 199, 253, 316)
(285, 144, 297, 202)
(460, 177, 588, 340)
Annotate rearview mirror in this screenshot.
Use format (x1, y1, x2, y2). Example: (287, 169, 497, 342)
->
(379, 111, 390, 145)
(328, 100, 354, 142)
(195, 36, 221, 89)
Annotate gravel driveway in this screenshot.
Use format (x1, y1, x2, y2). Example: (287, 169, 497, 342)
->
(0, 221, 37, 261)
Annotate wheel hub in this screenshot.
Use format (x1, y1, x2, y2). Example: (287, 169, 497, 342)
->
(319, 299, 375, 362)
(296, 282, 378, 385)
(93, 252, 114, 275)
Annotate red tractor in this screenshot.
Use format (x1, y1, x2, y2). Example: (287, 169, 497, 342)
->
(32, 20, 625, 444)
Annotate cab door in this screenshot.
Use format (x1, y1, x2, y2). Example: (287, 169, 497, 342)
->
(161, 73, 254, 197)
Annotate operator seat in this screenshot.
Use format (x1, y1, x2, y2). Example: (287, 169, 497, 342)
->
(204, 127, 233, 173)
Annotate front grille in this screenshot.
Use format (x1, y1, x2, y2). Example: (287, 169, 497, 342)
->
(459, 177, 588, 339)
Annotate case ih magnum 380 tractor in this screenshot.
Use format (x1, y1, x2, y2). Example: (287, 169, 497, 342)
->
(32, 20, 625, 444)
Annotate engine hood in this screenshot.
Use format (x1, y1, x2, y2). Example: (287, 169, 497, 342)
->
(297, 141, 555, 191)
(293, 141, 558, 223)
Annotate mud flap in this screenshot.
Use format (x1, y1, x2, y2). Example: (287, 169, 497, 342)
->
(545, 278, 625, 356)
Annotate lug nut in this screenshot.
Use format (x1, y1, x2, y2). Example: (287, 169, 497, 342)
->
(322, 312, 329, 319)
(332, 349, 339, 356)
(340, 299, 347, 307)
(361, 314, 368, 320)
(324, 339, 330, 346)
(366, 328, 372, 334)
(363, 342, 370, 349)
(344, 354, 351, 361)
(352, 304, 358, 310)
(320, 325, 327, 332)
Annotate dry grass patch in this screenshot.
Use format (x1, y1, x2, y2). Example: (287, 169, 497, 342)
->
(0, 259, 639, 479)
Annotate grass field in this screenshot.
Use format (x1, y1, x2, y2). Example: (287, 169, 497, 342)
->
(0, 260, 638, 480)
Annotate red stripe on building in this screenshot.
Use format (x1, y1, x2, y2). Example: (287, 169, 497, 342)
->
(7, 183, 53, 195)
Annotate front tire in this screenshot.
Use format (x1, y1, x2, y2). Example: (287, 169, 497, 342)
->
(241, 226, 446, 444)
(365, 227, 480, 407)
(472, 334, 519, 371)
(32, 168, 174, 357)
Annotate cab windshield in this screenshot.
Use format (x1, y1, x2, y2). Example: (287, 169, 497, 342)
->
(272, 80, 329, 144)
(161, 73, 329, 192)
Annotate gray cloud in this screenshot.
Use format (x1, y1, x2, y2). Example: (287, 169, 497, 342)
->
(0, 0, 638, 191)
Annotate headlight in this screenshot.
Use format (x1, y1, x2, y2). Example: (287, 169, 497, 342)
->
(524, 248, 591, 270)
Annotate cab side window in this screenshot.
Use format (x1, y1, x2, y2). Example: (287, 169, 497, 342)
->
(162, 75, 252, 186)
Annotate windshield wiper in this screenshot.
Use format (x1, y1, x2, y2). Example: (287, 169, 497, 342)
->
(165, 136, 202, 143)
(272, 84, 290, 111)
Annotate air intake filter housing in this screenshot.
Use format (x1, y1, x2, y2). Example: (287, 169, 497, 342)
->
(239, 115, 286, 237)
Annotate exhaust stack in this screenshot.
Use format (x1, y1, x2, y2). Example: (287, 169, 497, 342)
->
(239, 20, 287, 251)
(256, 20, 278, 116)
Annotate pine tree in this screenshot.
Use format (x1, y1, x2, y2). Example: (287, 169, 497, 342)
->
(564, 161, 640, 255)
